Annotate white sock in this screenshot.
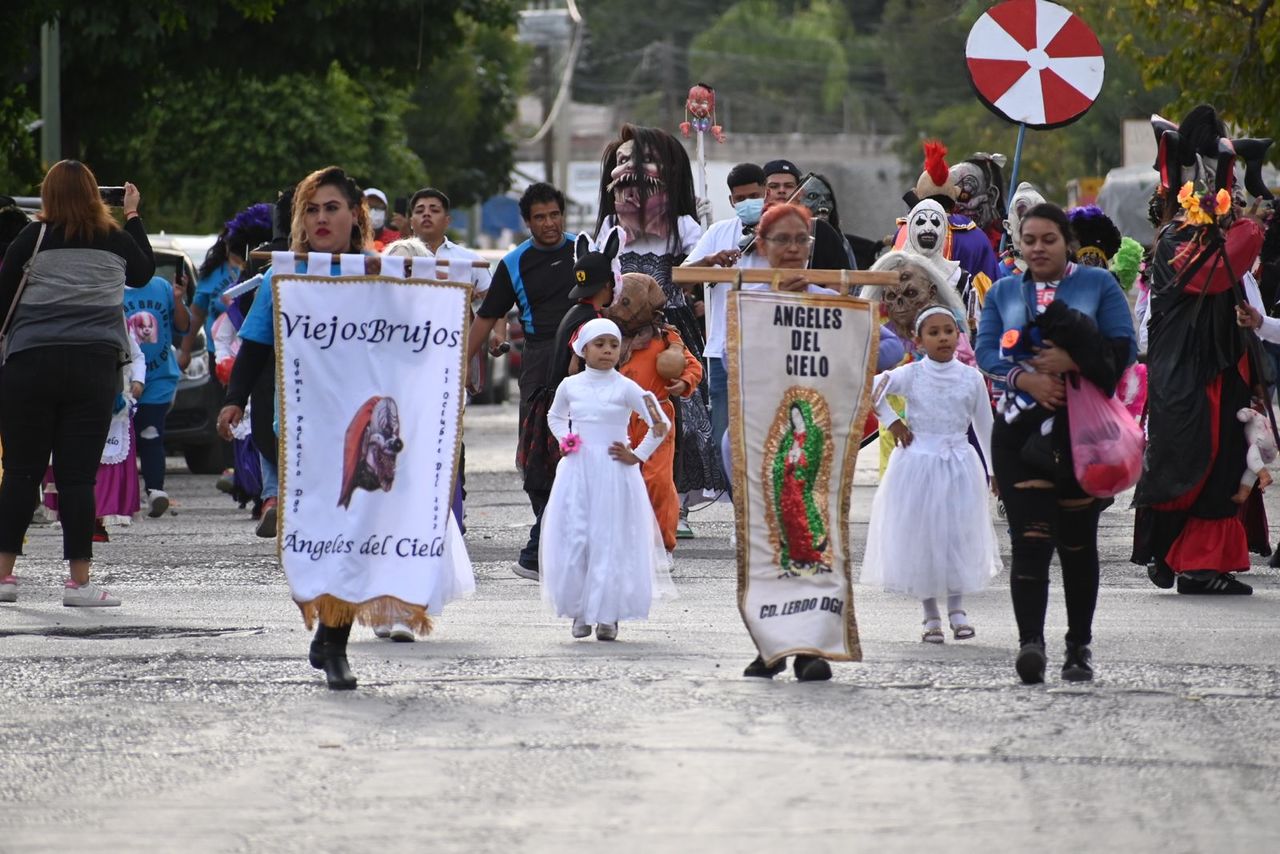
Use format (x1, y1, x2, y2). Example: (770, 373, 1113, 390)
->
(948, 595, 969, 625)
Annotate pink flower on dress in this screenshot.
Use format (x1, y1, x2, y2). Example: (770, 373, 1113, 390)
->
(560, 433, 582, 455)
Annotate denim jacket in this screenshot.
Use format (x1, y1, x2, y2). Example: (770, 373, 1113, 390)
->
(975, 264, 1137, 380)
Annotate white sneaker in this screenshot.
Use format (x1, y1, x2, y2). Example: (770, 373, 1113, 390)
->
(596, 622, 618, 641)
(147, 489, 170, 518)
(388, 623, 415, 642)
(571, 619, 592, 638)
(372, 625, 392, 638)
(0, 575, 17, 603)
(63, 580, 121, 607)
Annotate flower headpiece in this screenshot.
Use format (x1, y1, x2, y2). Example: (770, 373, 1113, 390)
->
(1177, 181, 1231, 227)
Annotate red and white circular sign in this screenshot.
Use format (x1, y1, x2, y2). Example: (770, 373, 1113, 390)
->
(966, 0, 1105, 129)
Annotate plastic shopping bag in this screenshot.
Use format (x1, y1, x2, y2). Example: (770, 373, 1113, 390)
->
(1066, 374, 1145, 498)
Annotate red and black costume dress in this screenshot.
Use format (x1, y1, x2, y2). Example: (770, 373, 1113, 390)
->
(1134, 217, 1265, 575)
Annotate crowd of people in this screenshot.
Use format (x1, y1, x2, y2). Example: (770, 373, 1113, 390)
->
(1, 102, 1277, 690)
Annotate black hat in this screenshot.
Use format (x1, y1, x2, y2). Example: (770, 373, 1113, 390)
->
(762, 159, 802, 181)
(569, 229, 621, 300)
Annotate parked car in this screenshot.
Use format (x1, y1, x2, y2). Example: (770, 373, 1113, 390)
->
(149, 246, 227, 474)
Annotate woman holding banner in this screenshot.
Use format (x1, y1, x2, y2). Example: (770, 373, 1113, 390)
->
(737, 202, 906, 681)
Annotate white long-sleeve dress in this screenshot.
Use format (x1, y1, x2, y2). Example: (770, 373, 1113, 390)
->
(860, 356, 1001, 599)
(540, 367, 678, 623)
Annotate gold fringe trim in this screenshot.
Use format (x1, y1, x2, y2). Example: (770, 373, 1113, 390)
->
(295, 594, 434, 636)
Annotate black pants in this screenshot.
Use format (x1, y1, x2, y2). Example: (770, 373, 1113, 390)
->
(0, 345, 119, 560)
(250, 366, 276, 467)
(992, 413, 1104, 647)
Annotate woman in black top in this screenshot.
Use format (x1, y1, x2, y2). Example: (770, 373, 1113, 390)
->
(0, 160, 154, 608)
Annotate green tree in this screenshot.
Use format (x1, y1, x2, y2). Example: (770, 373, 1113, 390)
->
(3, 1, 521, 229)
(114, 64, 428, 232)
(1108, 0, 1280, 140)
(690, 0, 855, 133)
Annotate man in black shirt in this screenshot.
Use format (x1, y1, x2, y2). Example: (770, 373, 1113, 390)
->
(468, 183, 579, 578)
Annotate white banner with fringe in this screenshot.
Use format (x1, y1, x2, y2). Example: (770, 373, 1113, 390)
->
(273, 265, 474, 633)
(727, 288, 876, 665)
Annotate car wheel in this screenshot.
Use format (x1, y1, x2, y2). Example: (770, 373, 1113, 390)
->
(183, 442, 226, 475)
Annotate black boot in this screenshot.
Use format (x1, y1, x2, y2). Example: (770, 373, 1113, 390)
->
(743, 655, 787, 679)
(316, 623, 357, 690)
(1016, 639, 1046, 685)
(308, 623, 328, 670)
(1062, 641, 1093, 682)
(793, 654, 832, 682)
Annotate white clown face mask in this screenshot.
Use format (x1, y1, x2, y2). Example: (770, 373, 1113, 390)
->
(906, 200, 947, 258)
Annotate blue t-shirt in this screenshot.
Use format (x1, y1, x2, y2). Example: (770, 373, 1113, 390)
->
(124, 276, 189, 405)
(194, 261, 238, 352)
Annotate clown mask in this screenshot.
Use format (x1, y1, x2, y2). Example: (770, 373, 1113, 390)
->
(906, 200, 947, 258)
(1003, 182, 1045, 271)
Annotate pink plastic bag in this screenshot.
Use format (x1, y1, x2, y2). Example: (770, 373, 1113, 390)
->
(1066, 375, 1146, 498)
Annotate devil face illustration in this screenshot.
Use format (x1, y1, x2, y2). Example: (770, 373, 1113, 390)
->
(906, 200, 947, 257)
(338, 396, 405, 509)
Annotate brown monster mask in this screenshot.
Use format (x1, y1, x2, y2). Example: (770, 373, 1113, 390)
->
(607, 272, 667, 364)
(882, 264, 937, 332)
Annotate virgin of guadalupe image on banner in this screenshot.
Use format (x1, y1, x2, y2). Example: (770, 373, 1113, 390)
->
(727, 288, 875, 664)
(272, 263, 474, 634)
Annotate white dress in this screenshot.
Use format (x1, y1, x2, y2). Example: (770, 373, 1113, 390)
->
(860, 356, 1001, 599)
(540, 367, 678, 623)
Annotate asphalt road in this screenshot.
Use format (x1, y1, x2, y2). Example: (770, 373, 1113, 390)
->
(1, 399, 1278, 853)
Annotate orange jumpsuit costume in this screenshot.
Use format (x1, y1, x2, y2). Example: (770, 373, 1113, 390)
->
(618, 327, 702, 551)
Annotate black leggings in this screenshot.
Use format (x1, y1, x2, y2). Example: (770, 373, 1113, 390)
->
(992, 415, 1104, 646)
(0, 345, 119, 560)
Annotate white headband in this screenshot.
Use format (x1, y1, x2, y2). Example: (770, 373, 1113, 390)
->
(572, 318, 622, 356)
(913, 305, 955, 336)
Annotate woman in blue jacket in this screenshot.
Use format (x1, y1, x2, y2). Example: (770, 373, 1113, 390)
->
(975, 204, 1136, 685)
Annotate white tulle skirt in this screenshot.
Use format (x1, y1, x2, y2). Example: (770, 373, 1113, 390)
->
(539, 422, 676, 624)
(860, 432, 1001, 600)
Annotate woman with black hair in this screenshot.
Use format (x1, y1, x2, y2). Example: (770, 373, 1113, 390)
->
(976, 203, 1136, 685)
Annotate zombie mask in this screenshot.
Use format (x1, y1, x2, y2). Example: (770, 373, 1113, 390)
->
(598, 124, 697, 251)
(799, 176, 836, 222)
(951, 160, 1002, 230)
(906, 200, 947, 256)
(881, 264, 937, 331)
(338, 396, 404, 509)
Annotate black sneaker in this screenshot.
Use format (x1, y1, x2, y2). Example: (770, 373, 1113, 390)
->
(743, 655, 787, 679)
(793, 654, 833, 682)
(1147, 561, 1174, 589)
(1015, 640, 1046, 685)
(1176, 573, 1252, 595)
(512, 559, 539, 581)
(1269, 549, 1280, 569)
(1062, 642, 1094, 682)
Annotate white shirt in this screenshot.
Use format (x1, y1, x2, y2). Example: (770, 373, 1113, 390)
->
(682, 216, 768, 359)
(1243, 271, 1280, 345)
(423, 237, 493, 296)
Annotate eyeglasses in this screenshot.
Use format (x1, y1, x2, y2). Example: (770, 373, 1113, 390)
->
(761, 235, 815, 249)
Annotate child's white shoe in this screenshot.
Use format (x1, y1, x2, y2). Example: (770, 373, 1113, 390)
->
(596, 623, 618, 641)
(571, 619, 592, 639)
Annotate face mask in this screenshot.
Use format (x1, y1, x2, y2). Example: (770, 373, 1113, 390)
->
(734, 198, 763, 226)
(370, 210, 386, 230)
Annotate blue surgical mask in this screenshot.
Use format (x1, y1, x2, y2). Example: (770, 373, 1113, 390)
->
(734, 198, 764, 226)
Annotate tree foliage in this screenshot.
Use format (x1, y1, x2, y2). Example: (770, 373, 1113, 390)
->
(1109, 0, 1280, 140)
(1, 1, 521, 230)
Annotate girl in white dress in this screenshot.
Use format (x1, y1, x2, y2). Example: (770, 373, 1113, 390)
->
(540, 318, 678, 640)
(861, 306, 1001, 643)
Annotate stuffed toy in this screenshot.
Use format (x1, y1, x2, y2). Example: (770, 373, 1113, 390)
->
(1234, 407, 1277, 503)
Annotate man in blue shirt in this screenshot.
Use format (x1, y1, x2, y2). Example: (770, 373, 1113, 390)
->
(467, 183, 577, 579)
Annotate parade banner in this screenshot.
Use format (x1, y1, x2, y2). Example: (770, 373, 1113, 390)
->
(273, 271, 473, 631)
(727, 288, 875, 664)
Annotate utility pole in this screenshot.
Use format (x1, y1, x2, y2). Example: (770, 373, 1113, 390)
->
(40, 19, 61, 167)
(541, 45, 555, 184)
